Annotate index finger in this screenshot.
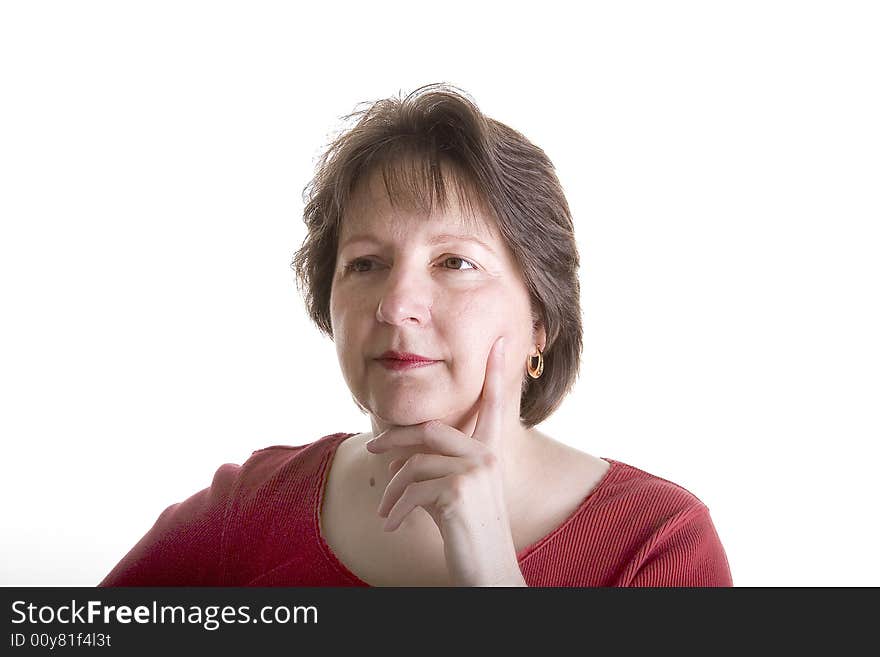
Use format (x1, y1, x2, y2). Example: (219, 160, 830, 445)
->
(472, 336, 505, 447)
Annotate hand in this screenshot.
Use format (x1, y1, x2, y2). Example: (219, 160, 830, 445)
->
(365, 336, 527, 587)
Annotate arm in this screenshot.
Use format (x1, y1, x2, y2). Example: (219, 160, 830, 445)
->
(97, 462, 239, 586)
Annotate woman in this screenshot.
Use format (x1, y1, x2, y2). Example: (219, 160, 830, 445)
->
(99, 83, 732, 587)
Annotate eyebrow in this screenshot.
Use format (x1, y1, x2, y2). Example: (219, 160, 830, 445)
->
(339, 233, 497, 256)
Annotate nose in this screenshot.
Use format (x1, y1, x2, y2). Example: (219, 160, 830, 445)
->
(375, 262, 432, 327)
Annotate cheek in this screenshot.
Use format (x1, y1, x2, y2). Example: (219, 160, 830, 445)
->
(330, 307, 361, 364)
(331, 288, 364, 329)
(333, 288, 376, 330)
(448, 287, 503, 318)
(453, 291, 511, 335)
(445, 299, 506, 366)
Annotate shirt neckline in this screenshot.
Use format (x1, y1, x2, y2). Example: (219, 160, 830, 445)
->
(313, 431, 620, 586)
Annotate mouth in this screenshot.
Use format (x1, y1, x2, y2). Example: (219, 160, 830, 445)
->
(377, 350, 438, 362)
(375, 358, 441, 372)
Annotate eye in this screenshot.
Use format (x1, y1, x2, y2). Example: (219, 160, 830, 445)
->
(343, 258, 376, 274)
(342, 255, 479, 274)
(441, 256, 478, 271)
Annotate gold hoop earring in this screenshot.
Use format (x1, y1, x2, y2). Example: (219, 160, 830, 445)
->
(527, 346, 544, 379)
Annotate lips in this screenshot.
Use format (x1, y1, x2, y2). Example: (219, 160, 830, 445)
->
(377, 350, 438, 363)
(376, 358, 440, 371)
(375, 350, 441, 372)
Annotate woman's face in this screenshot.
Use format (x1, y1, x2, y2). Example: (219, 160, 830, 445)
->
(329, 169, 545, 432)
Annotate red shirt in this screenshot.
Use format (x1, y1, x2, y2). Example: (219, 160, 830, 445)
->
(99, 432, 733, 586)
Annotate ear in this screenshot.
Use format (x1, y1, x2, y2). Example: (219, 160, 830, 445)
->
(532, 317, 547, 352)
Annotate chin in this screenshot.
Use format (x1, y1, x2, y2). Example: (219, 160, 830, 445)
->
(369, 399, 473, 431)
(370, 406, 439, 427)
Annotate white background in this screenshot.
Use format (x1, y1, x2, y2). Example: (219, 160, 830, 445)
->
(1, 1, 877, 587)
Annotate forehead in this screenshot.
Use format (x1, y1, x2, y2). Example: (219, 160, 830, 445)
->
(340, 160, 499, 241)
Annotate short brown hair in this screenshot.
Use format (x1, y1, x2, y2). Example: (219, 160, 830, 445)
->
(290, 83, 582, 428)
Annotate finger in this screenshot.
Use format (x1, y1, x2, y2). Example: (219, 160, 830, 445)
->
(378, 452, 473, 518)
(382, 475, 462, 532)
(472, 336, 505, 448)
(366, 421, 474, 457)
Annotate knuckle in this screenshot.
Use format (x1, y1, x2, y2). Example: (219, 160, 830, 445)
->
(479, 450, 499, 470)
(448, 474, 468, 500)
(439, 477, 467, 519)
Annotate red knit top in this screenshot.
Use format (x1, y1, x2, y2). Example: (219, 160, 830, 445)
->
(98, 432, 733, 587)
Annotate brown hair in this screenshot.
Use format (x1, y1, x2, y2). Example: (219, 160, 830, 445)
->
(290, 83, 582, 428)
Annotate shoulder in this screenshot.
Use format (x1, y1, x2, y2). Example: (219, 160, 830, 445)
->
(592, 457, 717, 547)
(593, 458, 732, 586)
(98, 432, 356, 586)
(600, 458, 707, 513)
(226, 432, 357, 504)
(239, 433, 352, 481)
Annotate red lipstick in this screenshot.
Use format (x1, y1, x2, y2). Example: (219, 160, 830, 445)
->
(375, 351, 440, 371)
(377, 351, 436, 362)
